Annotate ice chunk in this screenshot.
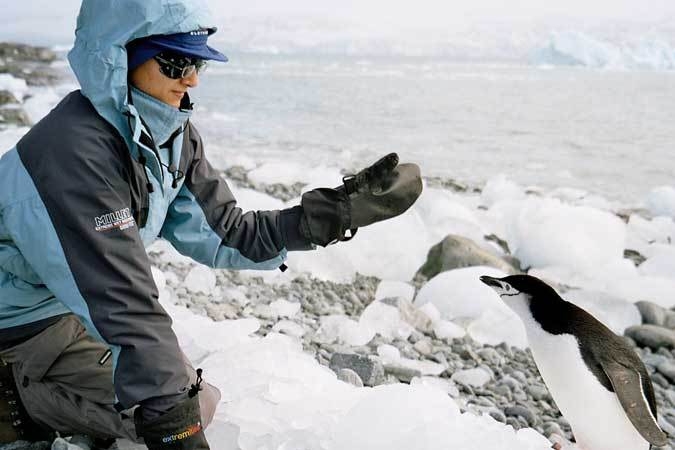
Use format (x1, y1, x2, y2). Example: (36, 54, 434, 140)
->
(272, 320, 306, 338)
(360, 301, 414, 341)
(640, 245, 675, 281)
(315, 314, 374, 346)
(184, 265, 216, 294)
(490, 197, 625, 273)
(433, 320, 467, 340)
(0, 74, 28, 100)
(414, 266, 509, 321)
(269, 299, 301, 318)
(481, 175, 525, 208)
(451, 368, 492, 387)
(626, 215, 675, 256)
(646, 186, 675, 219)
(468, 308, 528, 349)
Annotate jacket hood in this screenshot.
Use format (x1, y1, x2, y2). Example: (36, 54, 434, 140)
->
(68, 0, 215, 146)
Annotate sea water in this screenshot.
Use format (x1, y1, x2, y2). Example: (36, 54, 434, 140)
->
(189, 54, 675, 206)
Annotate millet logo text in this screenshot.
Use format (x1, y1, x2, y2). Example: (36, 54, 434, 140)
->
(94, 208, 135, 232)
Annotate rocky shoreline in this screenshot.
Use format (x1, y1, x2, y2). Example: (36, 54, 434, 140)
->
(150, 228, 675, 449)
(0, 42, 66, 128)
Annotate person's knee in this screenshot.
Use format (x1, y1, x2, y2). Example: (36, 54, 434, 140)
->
(198, 382, 221, 429)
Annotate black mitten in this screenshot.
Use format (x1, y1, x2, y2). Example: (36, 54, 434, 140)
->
(300, 153, 422, 246)
(135, 394, 209, 450)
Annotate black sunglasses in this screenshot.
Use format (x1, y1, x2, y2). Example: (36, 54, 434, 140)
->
(153, 52, 207, 79)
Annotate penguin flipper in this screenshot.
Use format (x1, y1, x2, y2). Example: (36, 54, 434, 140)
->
(601, 359, 668, 447)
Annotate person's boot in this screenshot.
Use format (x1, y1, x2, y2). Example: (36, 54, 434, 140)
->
(135, 394, 209, 450)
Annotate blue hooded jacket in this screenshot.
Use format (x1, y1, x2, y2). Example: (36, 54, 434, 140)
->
(0, 0, 311, 409)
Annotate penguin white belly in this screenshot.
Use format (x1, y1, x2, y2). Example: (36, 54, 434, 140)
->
(528, 330, 648, 450)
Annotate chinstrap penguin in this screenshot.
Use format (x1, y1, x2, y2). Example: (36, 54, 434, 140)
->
(479, 274, 668, 450)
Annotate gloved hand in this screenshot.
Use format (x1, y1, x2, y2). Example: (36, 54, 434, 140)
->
(300, 153, 422, 246)
(135, 394, 209, 450)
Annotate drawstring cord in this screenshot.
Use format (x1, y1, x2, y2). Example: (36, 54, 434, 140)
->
(127, 87, 185, 191)
(188, 368, 203, 398)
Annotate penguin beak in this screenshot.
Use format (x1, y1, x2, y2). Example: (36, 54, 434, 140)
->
(479, 275, 503, 289)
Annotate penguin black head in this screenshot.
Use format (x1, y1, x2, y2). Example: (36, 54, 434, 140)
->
(479, 274, 567, 326)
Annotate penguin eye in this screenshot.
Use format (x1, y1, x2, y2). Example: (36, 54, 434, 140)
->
(505, 285, 511, 291)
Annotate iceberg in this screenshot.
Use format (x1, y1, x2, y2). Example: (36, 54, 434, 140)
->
(533, 30, 675, 70)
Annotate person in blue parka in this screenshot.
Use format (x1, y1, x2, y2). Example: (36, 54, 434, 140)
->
(0, 1, 422, 448)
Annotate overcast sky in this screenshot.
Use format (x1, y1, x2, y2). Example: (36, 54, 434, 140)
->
(3, 0, 675, 45)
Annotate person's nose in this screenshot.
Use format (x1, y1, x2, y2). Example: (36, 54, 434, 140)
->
(182, 71, 199, 88)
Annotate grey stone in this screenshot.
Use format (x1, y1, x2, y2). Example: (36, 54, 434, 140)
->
(625, 325, 675, 349)
(329, 353, 385, 386)
(636, 301, 668, 326)
(337, 368, 364, 387)
(384, 364, 422, 383)
(416, 234, 519, 280)
(526, 384, 551, 401)
(651, 373, 671, 389)
(657, 361, 675, 383)
(488, 409, 506, 423)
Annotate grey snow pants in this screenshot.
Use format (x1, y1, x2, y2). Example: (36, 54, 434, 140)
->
(0, 315, 220, 442)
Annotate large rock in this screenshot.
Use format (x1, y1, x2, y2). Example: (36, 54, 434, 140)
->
(416, 234, 520, 280)
(625, 325, 675, 350)
(329, 353, 385, 387)
(636, 301, 667, 326)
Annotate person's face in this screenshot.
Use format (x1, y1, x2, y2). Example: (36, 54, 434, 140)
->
(129, 58, 199, 108)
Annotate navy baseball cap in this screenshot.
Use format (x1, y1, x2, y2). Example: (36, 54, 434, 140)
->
(127, 28, 228, 71)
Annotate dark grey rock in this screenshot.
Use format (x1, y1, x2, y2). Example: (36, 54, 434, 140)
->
(504, 405, 537, 426)
(329, 353, 385, 386)
(624, 249, 647, 267)
(636, 301, 668, 326)
(416, 234, 519, 280)
(625, 325, 675, 349)
(488, 409, 506, 423)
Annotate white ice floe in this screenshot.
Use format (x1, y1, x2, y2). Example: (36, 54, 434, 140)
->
(646, 186, 675, 219)
(414, 267, 528, 348)
(0, 73, 28, 100)
(184, 265, 217, 294)
(533, 31, 675, 70)
(488, 196, 625, 273)
(315, 314, 374, 347)
(269, 298, 301, 318)
(452, 368, 492, 387)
